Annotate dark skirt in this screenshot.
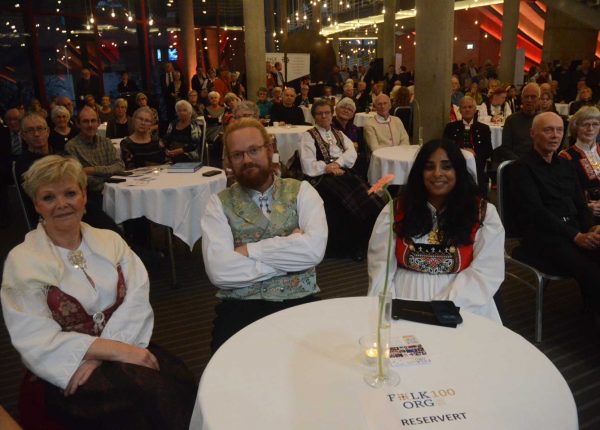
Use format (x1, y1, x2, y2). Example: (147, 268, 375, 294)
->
(310, 172, 384, 257)
(22, 344, 197, 430)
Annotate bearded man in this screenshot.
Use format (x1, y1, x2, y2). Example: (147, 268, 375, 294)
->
(200, 118, 328, 352)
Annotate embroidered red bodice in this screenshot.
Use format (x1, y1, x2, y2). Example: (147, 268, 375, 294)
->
(394, 201, 483, 275)
(46, 265, 126, 336)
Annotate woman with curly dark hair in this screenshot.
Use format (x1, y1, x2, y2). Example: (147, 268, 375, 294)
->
(367, 139, 505, 322)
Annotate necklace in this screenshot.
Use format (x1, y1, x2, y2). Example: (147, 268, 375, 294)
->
(428, 212, 443, 244)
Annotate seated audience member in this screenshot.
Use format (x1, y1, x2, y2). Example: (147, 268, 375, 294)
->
(384, 65, 399, 94)
(222, 92, 241, 128)
(451, 76, 464, 106)
(354, 81, 369, 113)
(28, 98, 48, 120)
(370, 82, 384, 106)
(479, 87, 512, 124)
(117, 71, 138, 94)
(106, 98, 133, 139)
(492, 83, 540, 166)
(16, 113, 119, 235)
(2, 156, 196, 429)
(342, 82, 355, 100)
(321, 86, 336, 107)
(54, 96, 76, 126)
(466, 82, 485, 105)
(271, 87, 305, 125)
(191, 66, 208, 93)
(363, 94, 410, 152)
(368, 139, 504, 323)
(163, 100, 204, 163)
(230, 71, 245, 99)
(512, 112, 600, 324)
(444, 96, 493, 196)
(506, 85, 520, 113)
(200, 118, 327, 352)
(204, 91, 225, 125)
(65, 106, 126, 231)
(256, 87, 273, 119)
(167, 70, 188, 114)
(331, 97, 368, 179)
(299, 99, 384, 260)
(84, 94, 101, 113)
(199, 87, 210, 107)
(121, 107, 165, 170)
(391, 86, 414, 138)
(48, 106, 77, 153)
(295, 84, 312, 107)
(98, 95, 114, 124)
(538, 90, 558, 114)
(271, 86, 283, 105)
(134, 92, 159, 134)
(559, 107, 600, 221)
(187, 90, 205, 118)
(569, 86, 595, 115)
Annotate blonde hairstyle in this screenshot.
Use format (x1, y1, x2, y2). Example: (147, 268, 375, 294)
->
(50, 105, 70, 122)
(114, 98, 128, 108)
(22, 155, 87, 200)
(569, 105, 600, 137)
(222, 118, 271, 157)
(132, 106, 154, 122)
(223, 92, 240, 105)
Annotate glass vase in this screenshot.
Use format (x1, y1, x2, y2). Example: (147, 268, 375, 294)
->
(363, 291, 400, 388)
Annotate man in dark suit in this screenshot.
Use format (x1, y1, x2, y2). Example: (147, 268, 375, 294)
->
(353, 81, 369, 113)
(443, 95, 492, 196)
(75, 68, 102, 109)
(0, 108, 24, 226)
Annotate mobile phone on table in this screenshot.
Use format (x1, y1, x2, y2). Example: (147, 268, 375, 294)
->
(202, 169, 222, 177)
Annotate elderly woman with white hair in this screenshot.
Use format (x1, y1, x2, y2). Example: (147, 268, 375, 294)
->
(560, 106, 600, 221)
(332, 97, 368, 179)
(48, 105, 78, 153)
(2, 156, 196, 428)
(163, 99, 204, 163)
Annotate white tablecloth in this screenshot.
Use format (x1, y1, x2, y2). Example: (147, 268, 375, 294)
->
(98, 122, 107, 138)
(102, 166, 226, 249)
(367, 145, 478, 185)
(490, 125, 502, 149)
(555, 103, 569, 116)
(265, 125, 313, 165)
(191, 297, 576, 430)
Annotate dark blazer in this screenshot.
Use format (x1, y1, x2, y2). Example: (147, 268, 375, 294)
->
(443, 120, 493, 162)
(353, 92, 369, 113)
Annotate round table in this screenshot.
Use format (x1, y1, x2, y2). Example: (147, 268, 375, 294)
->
(265, 125, 313, 166)
(190, 297, 577, 430)
(102, 166, 226, 250)
(367, 145, 478, 185)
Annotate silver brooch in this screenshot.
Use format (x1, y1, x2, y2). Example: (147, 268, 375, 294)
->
(67, 250, 87, 270)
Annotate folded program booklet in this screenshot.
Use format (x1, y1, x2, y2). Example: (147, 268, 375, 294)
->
(392, 299, 463, 328)
(167, 162, 202, 173)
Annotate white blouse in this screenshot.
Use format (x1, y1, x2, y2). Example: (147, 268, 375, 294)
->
(1, 224, 153, 389)
(367, 202, 505, 323)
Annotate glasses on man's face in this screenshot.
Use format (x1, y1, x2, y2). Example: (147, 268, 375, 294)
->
(22, 126, 48, 135)
(580, 121, 600, 129)
(80, 118, 98, 125)
(314, 110, 332, 117)
(229, 144, 266, 163)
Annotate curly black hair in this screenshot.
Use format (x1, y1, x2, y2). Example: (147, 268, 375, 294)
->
(395, 139, 480, 245)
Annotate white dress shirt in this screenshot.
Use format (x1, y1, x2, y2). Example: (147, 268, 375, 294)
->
(298, 126, 357, 177)
(200, 180, 328, 290)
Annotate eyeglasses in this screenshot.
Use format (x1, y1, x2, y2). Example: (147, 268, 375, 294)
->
(579, 121, 600, 129)
(229, 144, 266, 162)
(314, 110, 332, 117)
(22, 126, 48, 134)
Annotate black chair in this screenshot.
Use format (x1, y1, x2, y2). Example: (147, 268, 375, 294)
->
(496, 160, 570, 342)
(11, 161, 34, 231)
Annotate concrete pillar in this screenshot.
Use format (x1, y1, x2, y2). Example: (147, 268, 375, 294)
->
(414, 0, 454, 145)
(498, 0, 519, 84)
(542, 7, 598, 65)
(243, 0, 267, 101)
(177, 0, 197, 88)
(382, 0, 396, 71)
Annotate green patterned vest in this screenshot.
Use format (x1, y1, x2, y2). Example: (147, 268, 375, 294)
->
(217, 177, 319, 301)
